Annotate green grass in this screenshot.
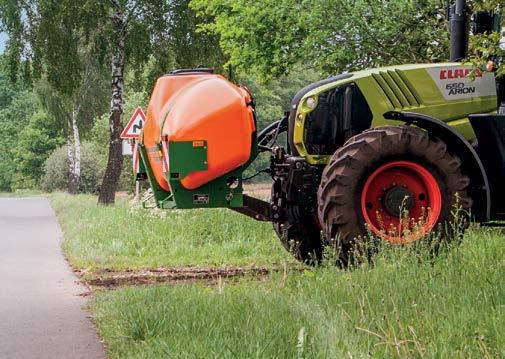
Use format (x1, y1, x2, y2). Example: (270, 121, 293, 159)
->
(50, 192, 293, 270)
(91, 230, 504, 358)
(50, 192, 504, 357)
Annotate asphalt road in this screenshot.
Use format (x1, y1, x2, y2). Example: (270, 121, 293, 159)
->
(0, 197, 105, 359)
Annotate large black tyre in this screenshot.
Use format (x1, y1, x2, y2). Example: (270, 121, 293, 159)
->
(273, 217, 323, 263)
(317, 125, 472, 265)
(271, 184, 323, 263)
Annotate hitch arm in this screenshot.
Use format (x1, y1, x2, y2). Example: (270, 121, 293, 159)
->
(230, 195, 271, 221)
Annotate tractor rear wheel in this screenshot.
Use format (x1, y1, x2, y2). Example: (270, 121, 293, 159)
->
(317, 125, 472, 265)
(271, 183, 323, 263)
(273, 216, 322, 264)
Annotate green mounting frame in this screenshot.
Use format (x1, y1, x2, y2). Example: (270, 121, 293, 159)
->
(138, 144, 172, 208)
(138, 137, 258, 210)
(166, 140, 244, 209)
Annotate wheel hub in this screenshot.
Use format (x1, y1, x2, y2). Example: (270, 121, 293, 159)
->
(360, 160, 442, 244)
(383, 186, 414, 217)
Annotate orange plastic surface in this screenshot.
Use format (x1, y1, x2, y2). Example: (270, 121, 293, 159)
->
(142, 72, 256, 191)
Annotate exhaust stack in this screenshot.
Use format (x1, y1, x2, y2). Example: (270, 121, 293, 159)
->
(449, 0, 468, 61)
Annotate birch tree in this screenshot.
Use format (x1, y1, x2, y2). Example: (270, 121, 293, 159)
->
(36, 51, 108, 194)
(98, 0, 223, 204)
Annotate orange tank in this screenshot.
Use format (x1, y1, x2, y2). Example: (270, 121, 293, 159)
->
(142, 71, 256, 191)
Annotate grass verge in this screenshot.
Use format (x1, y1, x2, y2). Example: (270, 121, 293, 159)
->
(91, 229, 504, 358)
(50, 192, 504, 357)
(50, 192, 293, 271)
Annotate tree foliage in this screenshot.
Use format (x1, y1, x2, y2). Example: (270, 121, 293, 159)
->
(0, 0, 223, 93)
(13, 110, 64, 188)
(191, 0, 449, 78)
(0, 65, 40, 190)
(5, 0, 503, 193)
(467, 1, 505, 76)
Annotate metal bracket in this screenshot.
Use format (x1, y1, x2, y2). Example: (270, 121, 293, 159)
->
(231, 195, 271, 221)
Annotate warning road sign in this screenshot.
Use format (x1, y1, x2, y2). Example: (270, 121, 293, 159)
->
(121, 107, 145, 139)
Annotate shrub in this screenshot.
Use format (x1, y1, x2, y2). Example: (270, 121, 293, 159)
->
(41, 142, 106, 194)
(118, 156, 135, 193)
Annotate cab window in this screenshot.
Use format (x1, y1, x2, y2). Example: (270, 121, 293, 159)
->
(303, 83, 373, 155)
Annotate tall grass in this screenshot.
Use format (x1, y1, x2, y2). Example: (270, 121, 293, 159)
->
(50, 193, 294, 270)
(91, 228, 504, 358)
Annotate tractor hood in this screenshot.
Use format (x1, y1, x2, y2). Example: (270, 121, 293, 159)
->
(289, 63, 497, 163)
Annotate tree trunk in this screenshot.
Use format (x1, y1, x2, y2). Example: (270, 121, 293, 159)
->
(66, 122, 78, 195)
(72, 106, 81, 189)
(98, 2, 126, 205)
(67, 105, 81, 195)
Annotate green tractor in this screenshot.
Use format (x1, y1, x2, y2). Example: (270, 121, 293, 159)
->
(137, 0, 505, 264)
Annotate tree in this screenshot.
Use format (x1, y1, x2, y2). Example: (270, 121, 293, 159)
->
(97, 0, 225, 204)
(191, 0, 449, 78)
(0, 63, 39, 191)
(13, 111, 64, 188)
(36, 51, 109, 195)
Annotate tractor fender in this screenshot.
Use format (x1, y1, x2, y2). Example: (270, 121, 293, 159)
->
(383, 110, 491, 222)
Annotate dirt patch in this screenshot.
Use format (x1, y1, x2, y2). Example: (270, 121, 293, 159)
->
(243, 183, 271, 201)
(76, 266, 279, 289)
(115, 191, 132, 199)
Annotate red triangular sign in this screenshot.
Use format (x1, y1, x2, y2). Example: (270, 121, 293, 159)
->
(121, 107, 146, 139)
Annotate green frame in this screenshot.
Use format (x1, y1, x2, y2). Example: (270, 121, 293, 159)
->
(138, 135, 258, 210)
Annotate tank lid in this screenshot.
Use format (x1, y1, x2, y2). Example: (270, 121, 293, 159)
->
(165, 68, 214, 76)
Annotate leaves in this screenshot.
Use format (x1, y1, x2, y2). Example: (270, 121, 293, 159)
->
(191, 0, 449, 78)
(466, 1, 505, 77)
(0, 68, 39, 190)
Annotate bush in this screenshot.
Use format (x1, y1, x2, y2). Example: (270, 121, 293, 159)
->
(118, 156, 135, 193)
(41, 142, 106, 194)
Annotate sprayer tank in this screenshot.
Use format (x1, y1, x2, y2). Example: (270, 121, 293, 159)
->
(141, 72, 256, 192)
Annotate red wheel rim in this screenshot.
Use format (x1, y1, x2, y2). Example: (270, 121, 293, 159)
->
(360, 160, 442, 244)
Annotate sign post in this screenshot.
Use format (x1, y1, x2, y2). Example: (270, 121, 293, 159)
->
(121, 107, 146, 200)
